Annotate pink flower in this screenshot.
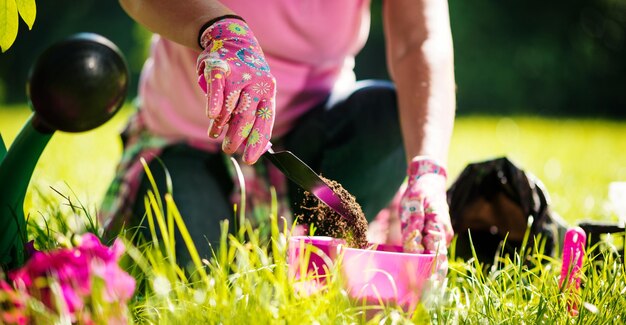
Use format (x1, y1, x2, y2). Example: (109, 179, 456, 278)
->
(0, 280, 28, 325)
(6, 233, 135, 322)
(11, 247, 91, 313)
(77, 234, 135, 302)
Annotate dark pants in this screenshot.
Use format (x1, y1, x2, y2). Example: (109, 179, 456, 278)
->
(131, 80, 407, 264)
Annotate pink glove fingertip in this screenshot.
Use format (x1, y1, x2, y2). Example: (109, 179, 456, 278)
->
(206, 70, 226, 119)
(223, 97, 257, 154)
(198, 74, 208, 94)
(242, 123, 272, 164)
(245, 99, 274, 157)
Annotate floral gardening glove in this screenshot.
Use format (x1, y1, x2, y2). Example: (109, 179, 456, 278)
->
(400, 157, 453, 279)
(197, 17, 276, 164)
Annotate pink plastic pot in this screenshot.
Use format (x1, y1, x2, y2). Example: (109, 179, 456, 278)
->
(340, 243, 436, 310)
(287, 236, 437, 310)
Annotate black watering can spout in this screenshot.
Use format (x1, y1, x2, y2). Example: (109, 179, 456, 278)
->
(0, 33, 129, 269)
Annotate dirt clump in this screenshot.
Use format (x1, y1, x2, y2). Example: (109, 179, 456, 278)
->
(296, 176, 369, 249)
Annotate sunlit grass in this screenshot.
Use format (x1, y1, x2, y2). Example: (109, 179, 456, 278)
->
(16, 176, 626, 324)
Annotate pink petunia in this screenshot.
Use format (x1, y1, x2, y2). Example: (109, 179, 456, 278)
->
(5, 233, 135, 322)
(11, 247, 91, 313)
(0, 280, 28, 325)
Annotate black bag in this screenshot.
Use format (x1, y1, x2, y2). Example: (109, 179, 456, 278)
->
(447, 157, 567, 264)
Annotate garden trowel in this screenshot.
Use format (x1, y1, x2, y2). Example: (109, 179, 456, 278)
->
(263, 147, 351, 219)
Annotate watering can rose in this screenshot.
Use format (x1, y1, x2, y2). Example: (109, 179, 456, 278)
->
(1, 233, 135, 323)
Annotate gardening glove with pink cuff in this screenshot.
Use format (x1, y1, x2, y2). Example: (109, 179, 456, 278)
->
(400, 157, 453, 279)
(197, 16, 276, 164)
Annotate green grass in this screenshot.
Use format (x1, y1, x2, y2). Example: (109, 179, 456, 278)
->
(12, 175, 626, 324)
(1, 104, 626, 323)
(1, 105, 625, 224)
(124, 191, 626, 324)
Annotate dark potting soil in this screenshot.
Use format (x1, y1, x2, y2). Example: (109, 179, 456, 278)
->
(296, 176, 369, 249)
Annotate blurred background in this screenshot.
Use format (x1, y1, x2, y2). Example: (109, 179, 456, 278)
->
(0, 0, 625, 224)
(1, 0, 625, 117)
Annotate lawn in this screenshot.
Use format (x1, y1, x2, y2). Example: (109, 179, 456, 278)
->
(1, 104, 625, 323)
(1, 105, 624, 225)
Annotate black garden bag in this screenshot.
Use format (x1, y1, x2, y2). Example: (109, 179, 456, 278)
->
(447, 157, 567, 264)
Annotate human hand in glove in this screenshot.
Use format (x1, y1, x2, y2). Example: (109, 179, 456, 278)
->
(399, 157, 453, 278)
(197, 16, 276, 164)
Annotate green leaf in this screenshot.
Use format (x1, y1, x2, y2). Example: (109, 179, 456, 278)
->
(16, 0, 35, 29)
(0, 0, 19, 52)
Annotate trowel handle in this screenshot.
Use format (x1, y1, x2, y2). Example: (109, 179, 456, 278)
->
(560, 227, 586, 289)
(264, 141, 274, 154)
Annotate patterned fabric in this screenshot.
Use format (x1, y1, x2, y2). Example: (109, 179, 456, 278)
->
(197, 18, 276, 164)
(399, 157, 452, 278)
(99, 113, 291, 236)
(99, 114, 169, 234)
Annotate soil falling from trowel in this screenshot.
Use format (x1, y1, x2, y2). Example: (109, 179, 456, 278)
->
(296, 176, 369, 249)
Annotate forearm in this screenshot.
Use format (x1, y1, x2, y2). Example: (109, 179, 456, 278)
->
(118, 0, 234, 50)
(383, 0, 456, 166)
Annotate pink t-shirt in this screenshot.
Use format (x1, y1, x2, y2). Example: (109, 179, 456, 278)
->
(138, 0, 371, 148)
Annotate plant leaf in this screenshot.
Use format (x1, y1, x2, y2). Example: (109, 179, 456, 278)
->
(16, 0, 35, 29)
(0, 0, 19, 52)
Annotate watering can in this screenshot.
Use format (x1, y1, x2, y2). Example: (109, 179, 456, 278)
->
(0, 33, 129, 269)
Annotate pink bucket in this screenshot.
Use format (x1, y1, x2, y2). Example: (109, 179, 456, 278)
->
(340, 243, 436, 310)
(287, 236, 436, 309)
